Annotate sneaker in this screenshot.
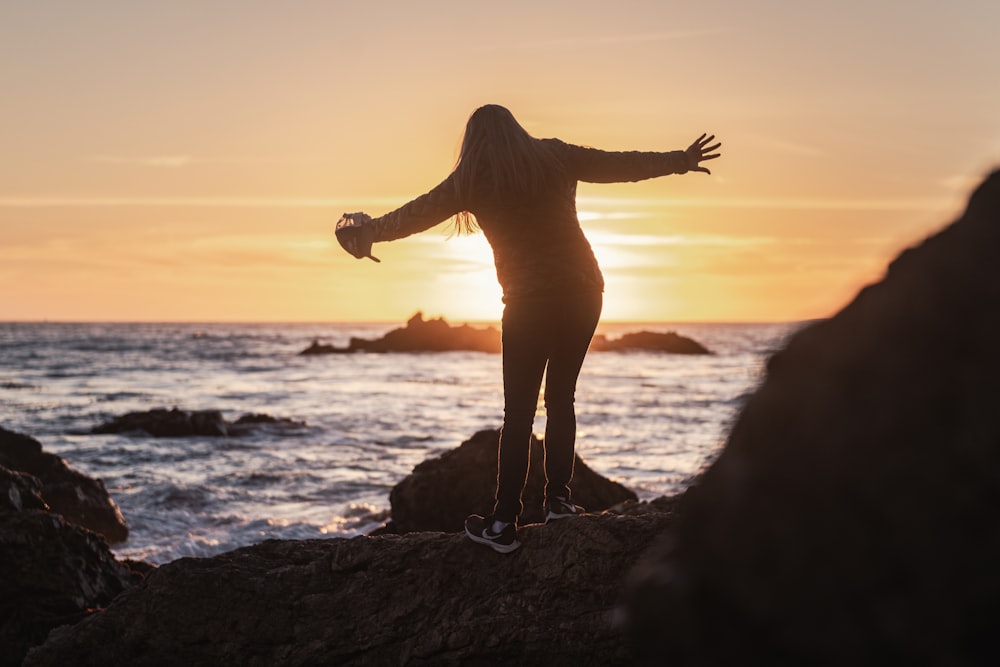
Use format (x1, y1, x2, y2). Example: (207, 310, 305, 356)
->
(464, 514, 521, 554)
(545, 497, 584, 523)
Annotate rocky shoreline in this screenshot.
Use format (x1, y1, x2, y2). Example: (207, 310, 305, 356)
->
(5, 169, 1000, 664)
(2, 423, 674, 666)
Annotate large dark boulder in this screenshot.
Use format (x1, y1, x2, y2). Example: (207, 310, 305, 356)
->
(383, 428, 637, 533)
(0, 470, 140, 667)
(0, 426, 128, 544)
(626, 170, 1000, 664)
(25, 511, 675, 666)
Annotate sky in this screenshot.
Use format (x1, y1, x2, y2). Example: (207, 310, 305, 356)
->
(2, 0, 998, 323)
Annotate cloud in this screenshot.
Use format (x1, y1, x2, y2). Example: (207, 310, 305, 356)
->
(578, 195, 951, 212)
(742, 134, 828, 158)
(513, 28, 732, 50)
(0, 196, 407, 208)
(87, 155, 193, 168)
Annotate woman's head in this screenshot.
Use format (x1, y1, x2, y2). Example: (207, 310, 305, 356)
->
(451, 104, 563, 231)
(458, 104, 532, 163)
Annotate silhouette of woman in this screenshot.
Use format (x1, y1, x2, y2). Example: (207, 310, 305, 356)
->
(337, 104, 721, 553)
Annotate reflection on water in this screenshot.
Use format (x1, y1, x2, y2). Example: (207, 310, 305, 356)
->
(0, 321, 801, 563)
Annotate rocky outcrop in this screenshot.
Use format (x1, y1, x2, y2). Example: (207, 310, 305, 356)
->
(301, 311, 710, 355)
(382, 428, 637, 533)
(590, 330, 711, 354)
(625, 170, 1000, 665)
(0, 426, 128, 544)
(1, 510, 139, 667)
(0, 428, 144, 667)
(25, 511, 676, 667)
(90, 408, 305, 438)
(301, 312, 502, 354)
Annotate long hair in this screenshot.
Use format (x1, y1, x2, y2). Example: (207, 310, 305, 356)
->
(450, 104, 564, 234)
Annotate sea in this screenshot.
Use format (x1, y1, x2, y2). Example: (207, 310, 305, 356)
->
(0, 320, 804, 565)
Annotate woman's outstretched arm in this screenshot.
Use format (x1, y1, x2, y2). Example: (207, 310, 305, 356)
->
(550, 134, 721, 183)
(369, 175, 463, 243)
(336, 175, 463, 261)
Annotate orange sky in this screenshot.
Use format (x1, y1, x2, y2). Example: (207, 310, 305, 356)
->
(2, 1, 998, 322)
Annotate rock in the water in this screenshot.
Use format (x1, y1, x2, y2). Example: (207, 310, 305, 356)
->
(25, 512, 675, 666)
(0, 426, 128, 544)
(300, 312, 711, 355)
(301, 311, 502, 354)
(590, 330, 711, 354)
(625, 170, 1000, 664)
(384, 428, 637, 533)
(90, 408, 305, 438)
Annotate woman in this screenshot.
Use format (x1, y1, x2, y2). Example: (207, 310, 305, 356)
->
(337, 104, 720, 553)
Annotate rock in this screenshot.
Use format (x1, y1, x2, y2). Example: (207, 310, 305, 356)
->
(91, 407, 228, 437)
(301, 311, 502, 354)
(0, 426, 128, 544)
(90, 408, 305, 438)
(590, 330, 712, 354)
(383, 428, 638, 533)
(0, 465, 48, 513)
(625, 169, 1000, 664)
(301, 312, 710, 355)
(25, 511, 676, 666)
(0, 482, 141, 667)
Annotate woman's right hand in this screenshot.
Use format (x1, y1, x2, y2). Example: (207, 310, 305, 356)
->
(684, 134, 722, 174)
(335, 212, 380, 262)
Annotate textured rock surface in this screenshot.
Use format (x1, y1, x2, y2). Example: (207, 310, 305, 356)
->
(26, 512, 675, 666)
(626, 170, 1000, 664)
(0, 426, 128, 543)
(383, 428, 637, 533)
(0, 499, 139, 667)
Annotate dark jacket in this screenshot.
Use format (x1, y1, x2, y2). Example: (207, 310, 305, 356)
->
(370, 139, 690, 301)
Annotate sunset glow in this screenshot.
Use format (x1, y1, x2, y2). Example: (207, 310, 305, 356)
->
(2, 1, 998, 322)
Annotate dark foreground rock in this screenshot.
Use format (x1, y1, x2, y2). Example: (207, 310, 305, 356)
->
(1, 429, 145, 667)
(301, 311, 710, 355)
(26, 512, 676, 666)
(90, 408, 305, 438)
(383, 428, 637, 533)
(1, 511, 139, 667)
(0, 426, 128, 544)
(626, 170, 1000, 665)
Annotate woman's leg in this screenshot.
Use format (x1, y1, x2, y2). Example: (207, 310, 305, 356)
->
(493, 298, 548, 523)
(541, 291, 603, 502)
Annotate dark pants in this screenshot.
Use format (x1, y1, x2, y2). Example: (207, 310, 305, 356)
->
(493, 290, 603, 523)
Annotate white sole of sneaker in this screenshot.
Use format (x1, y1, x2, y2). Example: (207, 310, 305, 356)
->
(545, 511, 578, 523)
(464, 526, 521, 554)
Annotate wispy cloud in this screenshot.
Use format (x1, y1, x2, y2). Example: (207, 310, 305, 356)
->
(0, 196, 405, 208)
(587, 230, 785, 249)
(579, 195, 953, 212)
(742, 134, 827, 158)
(87, 155, 193, 168)
(0, 194, 955, 212)
(513, 28, 732, 50)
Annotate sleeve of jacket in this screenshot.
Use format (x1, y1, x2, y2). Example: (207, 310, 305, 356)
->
(370, 175, 464, 243)
(549, 138, 690, 184)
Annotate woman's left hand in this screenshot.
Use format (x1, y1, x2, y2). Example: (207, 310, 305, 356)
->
(684, 134, 722, 174)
